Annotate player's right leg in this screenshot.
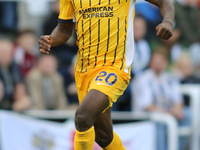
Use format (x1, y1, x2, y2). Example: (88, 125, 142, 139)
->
(94, 108, 126, 150)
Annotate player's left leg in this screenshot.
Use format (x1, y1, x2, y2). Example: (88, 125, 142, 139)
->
(74, 89, 110, 150)
(94, 108, 126, 150)
(94, 108, 113, 147)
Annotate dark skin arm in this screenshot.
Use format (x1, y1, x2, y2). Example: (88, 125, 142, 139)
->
(38, 22, 74, 54)
(146, 0, 175, 40)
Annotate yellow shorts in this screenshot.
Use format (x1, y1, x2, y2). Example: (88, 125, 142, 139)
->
(75, 66, 130, 109)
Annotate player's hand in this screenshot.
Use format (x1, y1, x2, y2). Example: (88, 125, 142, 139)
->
(156, 22, 173, 40)
(38, 35, 52, 54)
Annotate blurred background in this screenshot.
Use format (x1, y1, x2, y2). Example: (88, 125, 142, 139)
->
(0, 0, 199, 150)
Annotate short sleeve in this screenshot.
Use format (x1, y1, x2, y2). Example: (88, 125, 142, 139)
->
(58, 0, 74, 23)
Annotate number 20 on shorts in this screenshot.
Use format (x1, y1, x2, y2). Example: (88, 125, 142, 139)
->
(95, 71, 117, 86)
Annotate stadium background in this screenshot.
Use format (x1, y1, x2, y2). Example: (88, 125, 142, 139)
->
(0, 0, 199, 150)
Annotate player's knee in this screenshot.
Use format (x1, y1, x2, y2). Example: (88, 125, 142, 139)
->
(75, 108, 93, 131)
(95, 131, 113, 147)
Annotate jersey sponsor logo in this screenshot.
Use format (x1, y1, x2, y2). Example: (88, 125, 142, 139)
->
(79, 6, 113, 14)
(83, 12, 113, 19)
(79, 6, 114, 19)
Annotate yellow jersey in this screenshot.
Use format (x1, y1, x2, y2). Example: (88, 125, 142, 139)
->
(58, 0, 135, 75)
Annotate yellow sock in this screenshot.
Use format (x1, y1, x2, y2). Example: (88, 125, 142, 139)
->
(74, 126, 95, 150)
(102, 132, 126, 150)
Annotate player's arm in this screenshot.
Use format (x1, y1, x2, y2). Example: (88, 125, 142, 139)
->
(38, 22, 74, 54)
(146, 0, 175, 40)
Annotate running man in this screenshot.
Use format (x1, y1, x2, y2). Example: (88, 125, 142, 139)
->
(38, 0, 174, 149)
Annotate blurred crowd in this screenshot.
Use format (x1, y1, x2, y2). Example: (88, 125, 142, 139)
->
(0, 0, 199, 149)
(0, 0, 79, 111)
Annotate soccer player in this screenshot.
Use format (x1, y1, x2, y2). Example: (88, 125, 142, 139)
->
(38, 0, 174, 149)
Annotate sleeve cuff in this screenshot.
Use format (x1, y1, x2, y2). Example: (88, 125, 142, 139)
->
(58, 19, 73, 23)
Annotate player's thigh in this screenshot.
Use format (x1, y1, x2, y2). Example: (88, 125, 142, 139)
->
(94, 108, 113, 147)
(75, 89, 110, 124)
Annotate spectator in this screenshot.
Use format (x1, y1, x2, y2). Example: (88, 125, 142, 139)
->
(14, 29, 38, 77)
(0, 40, 21, 101)
(13, 83, 31, 111)
(132, 15, 151, 76)
(0, 39, 30, 111)
(43, 0, 60, 35)
(0, 79, 12, 110)
(59, 55, 79, 105)
(26, 55, 75, 110)
(0, 80, 5, 108)
(135, 1, 162, 41)
(132, 50, 190, 150)
(198, 0, 200, 8)
(190, 42, 200, 68)
(160, 28, 182, 64)
(174, 0, 200, 45)
(172, 52, 200, 84)
(163, 29, 200, 66)
(0, 2, 17, 33)
(194, 58, 200, 79)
